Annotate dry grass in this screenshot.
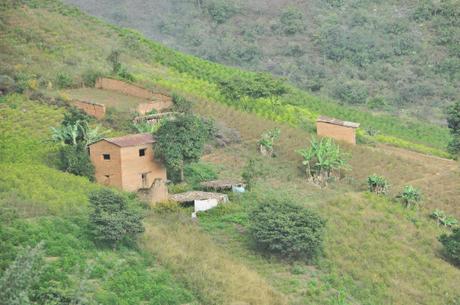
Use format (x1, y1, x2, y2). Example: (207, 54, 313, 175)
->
(141, 213, 288, 305)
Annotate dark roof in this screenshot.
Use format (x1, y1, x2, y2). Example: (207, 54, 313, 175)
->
(91, 133, 155, 147)
(316, 116, 360, 128)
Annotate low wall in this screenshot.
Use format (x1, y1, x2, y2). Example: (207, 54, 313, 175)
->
(316, 121, 356, 144)
(73, 100, 106, 119)
(136, 99, 173, 115)
(95, 77, 154, 100)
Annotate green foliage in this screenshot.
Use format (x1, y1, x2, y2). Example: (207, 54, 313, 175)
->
(430, 209, 459, 228)
(55, 72, 73, 89)
(0, 242, 44, 305)
(447, 101, 460, 135)
(258, 127, 281, 156)
(367, 174, 389, 195)
(331, 81, 369, 105)
(397, 185, 422, 209)
(249, 199, 326, 260)
(82, 69, 104, 87)
(58, 143, 95, 181)
(172, 93, 193, 114)
(205, 0, 239, 24)
(184, 162, 218, 186)
(279, 6, 306, 35)
(297, 137, 348, 187)
(133, 119, 164, 134)
(107, 49, 135, 82)
(241, 158, 263, 191)
(218, 73, 288, 100)
(439, 228, 460, 265)
(155, 114, 209, 182)
(62, 107, 90, 126)
(447, 135, 460, 157)
(88, 189, 144, 248)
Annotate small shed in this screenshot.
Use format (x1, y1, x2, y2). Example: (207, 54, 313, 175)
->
(316, 116, 360, 144)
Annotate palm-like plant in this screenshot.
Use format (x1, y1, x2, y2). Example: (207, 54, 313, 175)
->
(398, 185, 422, 209)
(51, 120, 105, 148)
(297, 137, 349, 187)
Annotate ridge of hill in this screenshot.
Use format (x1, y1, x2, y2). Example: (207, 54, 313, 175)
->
(64, 0, 460, 124)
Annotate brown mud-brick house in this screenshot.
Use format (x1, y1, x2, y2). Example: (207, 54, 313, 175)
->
(88, 133, 168, 202)
(316, 116, 360, 144)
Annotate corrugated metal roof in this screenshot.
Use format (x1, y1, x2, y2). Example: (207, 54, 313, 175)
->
(317, 116, 360, 128)
(91, 133, 155, 147)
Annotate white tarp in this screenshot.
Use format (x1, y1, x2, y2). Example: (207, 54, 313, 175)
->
(194, 198, 219, 213)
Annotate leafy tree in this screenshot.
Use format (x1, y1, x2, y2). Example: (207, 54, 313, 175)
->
(258, 127, 280, 157)
(439, 228, 460, 265)
(155, 114, 209, 182)
(58, 143, 95, 181)
(0, 242, 45, 305)
(397, 185, 422, 208)
(297, 137, 348, 187)
(205, 0, 239, 24)
(249, 200, 326, 260)
(241, 158, 263, 191)
(367, 174, 389, 195)
(279, 7, 306, 35)
(447, 101, 460, 156)
(89, 189, 144, 248)
(107, 49, 122, 74)
(172, 93, 193, 114)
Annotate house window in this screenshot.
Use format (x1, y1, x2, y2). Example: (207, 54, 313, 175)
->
(139, 148, 146, 157)
(103, 154, 111, 160)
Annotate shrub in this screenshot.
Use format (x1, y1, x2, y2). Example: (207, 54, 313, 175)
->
(205, 0, 239, 24)
(439, 228, 460, 265)
(55, 72, 73, 89)
(249, 200, 326, 260)
(184, 162, 218, 186)
(82, 69, 104, 87)
(58, 143, 95, 181)
(279, 7, 306, 35)
(0, 242, 45, 305)
(218, 73, 288, 100)
(367, 174, 389, 195)
(172, 93, 193, 114)
(297, 137, 348, 187)
(431, 209, 459, 228)
(331, 81, 369, 105)
(242, 158, 263, 191)
(397, 185, 422, 208)
(258, 127, 281, 157)
(89, 189, 144, 248)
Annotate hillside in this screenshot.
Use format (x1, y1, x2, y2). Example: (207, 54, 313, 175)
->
(1, 1, 460, 305)
(64, 0, 460, 124)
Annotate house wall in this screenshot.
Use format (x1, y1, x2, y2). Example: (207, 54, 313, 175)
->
(119, 144, 167, 192)
(316, 121, 357, 144)
(95, 77, 154, 99)
(73, 100, 106, 119)
(89, 141, 123, 188)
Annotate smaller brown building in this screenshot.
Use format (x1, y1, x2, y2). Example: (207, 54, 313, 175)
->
(89, 133, 168, 202)
(316, 116, 360, 144)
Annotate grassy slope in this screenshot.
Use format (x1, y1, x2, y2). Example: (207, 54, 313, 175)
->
(1, 2, 460, 305)
(0, 0, 453, 158)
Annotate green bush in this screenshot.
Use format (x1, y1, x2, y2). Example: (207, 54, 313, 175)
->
(89, 189, 144, 248)
(397, 185, 422, 208)
(205, 0, 239, 24)
(431, 209, 458, 228)
(172, 93, 193, 114)
(279, 7, 306, 35)
(249, 200, 326, 260)
(439, 228, 460, 265)
(55, 72, 73, 89)
(58, 143, 95, 181)
(367, 174, 389, 195)
(184, 162, 218, 186)
(241, 158, 264, 191)
(82, 69, 104, 87)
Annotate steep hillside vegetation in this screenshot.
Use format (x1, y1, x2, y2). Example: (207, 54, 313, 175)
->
(1, 2, 460, 305)
(64, 0, 459, 123)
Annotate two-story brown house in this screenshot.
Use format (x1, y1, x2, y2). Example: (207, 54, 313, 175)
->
(88, 133, 168, 202)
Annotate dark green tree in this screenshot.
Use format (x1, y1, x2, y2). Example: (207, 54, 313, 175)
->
(439, 228, 460, 265)
(249, 200, 326, 260)
(155, 114, 209, 182)
(447, 101, 460, 156)
(241, 158, 263, 191)
(58, 143, 95, 181)
(89, 189, 144, 248)
(0, 242, 45, 305)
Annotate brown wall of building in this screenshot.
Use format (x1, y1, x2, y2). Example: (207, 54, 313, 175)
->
(95, 78, 154, 100)
(120, 144, 167, 192)
(136, 100, 172, 115)
(316, 121, 357, 144)
(89, 141, 123, 188)
(73, 100, 106, 119)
